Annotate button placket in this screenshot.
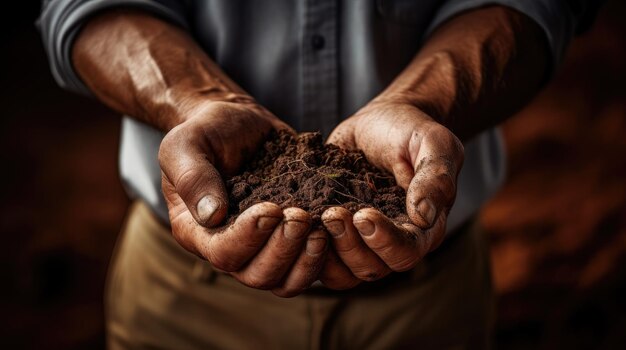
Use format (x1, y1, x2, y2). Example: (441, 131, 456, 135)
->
(311, 34, 326, 50)
(301, 0, 339, 136)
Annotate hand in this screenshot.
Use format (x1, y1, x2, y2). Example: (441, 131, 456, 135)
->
(159, 100, 328, 297)
(319, 100, 464, 289)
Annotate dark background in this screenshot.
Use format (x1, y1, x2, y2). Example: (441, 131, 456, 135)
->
(1, 1, 625, 349)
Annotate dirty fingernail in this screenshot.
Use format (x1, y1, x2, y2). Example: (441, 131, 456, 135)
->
(354, 219, 375, 236)
(257, 216, 282, 230)
(284, 220, 309, 240)
(417, 198, 436, 227)
(324, 219, 345, 237)
(197, 195, 220, 224)
(306, 237, 327, 256)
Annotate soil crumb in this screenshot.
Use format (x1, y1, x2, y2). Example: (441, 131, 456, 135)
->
(226, 130, 408, 227)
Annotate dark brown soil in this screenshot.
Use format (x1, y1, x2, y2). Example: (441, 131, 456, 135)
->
(226, 131, 408, 227)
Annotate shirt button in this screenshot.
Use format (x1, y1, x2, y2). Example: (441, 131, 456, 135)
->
(311, 34, 325, 50)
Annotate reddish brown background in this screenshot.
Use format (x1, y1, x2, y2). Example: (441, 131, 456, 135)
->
(1, 1, 625, 349)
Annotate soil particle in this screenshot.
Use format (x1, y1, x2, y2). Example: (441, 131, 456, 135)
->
(226, 131, 409, 227)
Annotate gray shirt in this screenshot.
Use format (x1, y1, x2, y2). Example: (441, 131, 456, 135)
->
(38, 0, 591, 231)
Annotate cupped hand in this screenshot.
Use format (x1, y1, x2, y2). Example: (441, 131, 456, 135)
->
(159, 101, 328, 297)
(319, 100, 464, 289)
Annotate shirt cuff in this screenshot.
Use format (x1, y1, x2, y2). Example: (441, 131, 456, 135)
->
(38, 0, 189, 96)
(425, 0, 577, 72)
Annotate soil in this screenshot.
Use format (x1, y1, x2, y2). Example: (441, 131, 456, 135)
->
(226, 131, 409, 227)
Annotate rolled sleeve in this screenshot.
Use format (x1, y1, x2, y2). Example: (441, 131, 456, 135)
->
(37, 0, 189, 95)
(425, 0, 591, 71)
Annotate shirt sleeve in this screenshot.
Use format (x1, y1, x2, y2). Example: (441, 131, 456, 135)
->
(37, 0, 190, 95)
(425, 0, 605, 71)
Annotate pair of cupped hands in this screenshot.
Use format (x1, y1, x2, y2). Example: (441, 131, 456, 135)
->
(158, 96, 464, 297)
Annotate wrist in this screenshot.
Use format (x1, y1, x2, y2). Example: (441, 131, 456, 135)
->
(156, 89, 260, 131)
(366, 91, 446, 126)
(373, 52, 458, 129)
(373, 6, 549, 140)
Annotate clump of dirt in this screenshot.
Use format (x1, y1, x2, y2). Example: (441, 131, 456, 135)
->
(226, 131, 408, 227)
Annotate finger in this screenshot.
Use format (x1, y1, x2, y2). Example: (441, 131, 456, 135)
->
(399, 210, 448, 255)
(326, 119, 357, 149)
(322, 207, 391, 281)
(162, 174, 208, 257)
(391, 160, 414, 190)
(267, 116, 296, 134)
(233, 208, 311, 290)
(159, 125, 228, 227)
(406, 128, 464, 229)
(424, 211, 449, 253)
(318, 250, 362, 290)
(353, 208, 442, 272)
(272, 230, 329, 297)
(206, 202, 283, 271)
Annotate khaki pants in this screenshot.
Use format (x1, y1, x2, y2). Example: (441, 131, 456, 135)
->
(105, 202, 494, 349)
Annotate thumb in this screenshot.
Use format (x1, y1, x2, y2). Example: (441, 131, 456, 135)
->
(406, 127, 464, 229)
(158, 127, 228, 227)
(326, 120, 357, 149)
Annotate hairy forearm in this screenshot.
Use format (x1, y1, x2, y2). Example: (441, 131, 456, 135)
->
(72, 10, 251, 131)
(379, 6, 549, 141)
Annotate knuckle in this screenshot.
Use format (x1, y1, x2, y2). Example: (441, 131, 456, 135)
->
(424, 125, 464, 162)
(425, 123, 453, 141)
(208, 258, 237, 272)
(388, 255, 420, 272)
(334, 242, 360, 254)
(158, 127, 185, 165)
(272, 288, 302, 298)
(241, 272, 277, 290)
(157, 138, 173, 169)
(445, 130, 464, 156)
(231, 225, 274, 250)
(423, 220, 446, 252)
(444, 132, 465, 164)
(353, 267, 388, 282)
(413, 158, 458, 205)
(206, 245, 240, 272)
(428, 229, 446, 253)
(305, 236, 328, 257)
(372, 237, 421, 272)
(270, 245, 299, 262)
(173, 168, 203, 197)
(434, 168, 457, 199)
(308, 229, 327, 239)
(362, 229, 394, 250)
(438, 126, 463, 149)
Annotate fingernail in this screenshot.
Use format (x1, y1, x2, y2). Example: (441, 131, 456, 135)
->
(323, 219, 344, 237)
(257, 216, 282, 230)
(197, 195, 220, 224)
(284, 220, 309, 240)
(417, 198, 436, 227)
(354, 219, 375, 236)
(306, 237, 327, 256)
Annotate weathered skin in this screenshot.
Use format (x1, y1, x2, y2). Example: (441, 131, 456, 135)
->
(72, 6, 547, 295)
(318, 6, 549, 288)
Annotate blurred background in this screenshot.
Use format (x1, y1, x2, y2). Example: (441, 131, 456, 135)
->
(1, 1, 625, 349)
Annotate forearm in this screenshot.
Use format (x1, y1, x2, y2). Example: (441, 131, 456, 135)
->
(378, 6, 549, 141)
(72, 10, 251, 131)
